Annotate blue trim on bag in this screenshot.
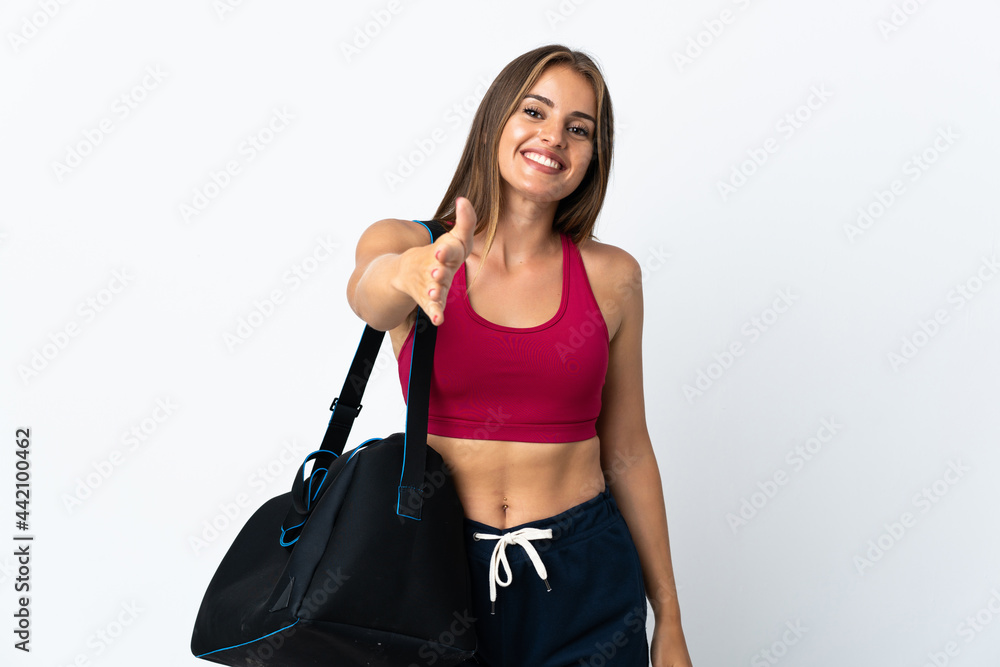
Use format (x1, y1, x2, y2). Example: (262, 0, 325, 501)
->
(299, 449, 338, 511)
(195, 618, 301, 657)
(279, 438, 383, 547)
(346, 438, 378, 463)
(303, 448, 338, 462)
(307, 468, 328, 508)
(279, 521, 305, 547)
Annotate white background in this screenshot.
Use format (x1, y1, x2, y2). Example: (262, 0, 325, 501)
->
(2, 1, 999, 666)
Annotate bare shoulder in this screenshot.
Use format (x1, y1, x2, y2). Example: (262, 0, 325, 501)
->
(577, 239, 642, 293)
(351, 218, 436, 278)
(576, 236, 643, 341)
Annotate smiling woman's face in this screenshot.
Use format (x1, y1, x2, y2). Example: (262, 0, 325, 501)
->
(497, 64, 598, 207)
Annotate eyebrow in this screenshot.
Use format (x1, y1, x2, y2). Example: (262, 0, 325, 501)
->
(524, 93, 596, 125)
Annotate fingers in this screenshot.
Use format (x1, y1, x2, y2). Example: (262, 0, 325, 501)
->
(425, 284, 453, 326)
(423, 254, 454, 326)
(424, 299, 444, 326)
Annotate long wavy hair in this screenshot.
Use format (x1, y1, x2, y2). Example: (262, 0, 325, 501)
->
(432, 44, 615, 292)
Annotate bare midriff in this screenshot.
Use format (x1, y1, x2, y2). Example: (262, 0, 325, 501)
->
(426, 433, 607, 530)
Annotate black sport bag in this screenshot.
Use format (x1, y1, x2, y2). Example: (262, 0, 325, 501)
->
(191, 220, 476, 666)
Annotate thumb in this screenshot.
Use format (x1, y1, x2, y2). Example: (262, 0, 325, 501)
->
(450, 196, 477, 260)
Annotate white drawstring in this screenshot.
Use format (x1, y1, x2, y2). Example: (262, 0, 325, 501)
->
(472, 527, 554, 614)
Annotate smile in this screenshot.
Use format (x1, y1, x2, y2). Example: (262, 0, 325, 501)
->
(522, 151, 564, 171)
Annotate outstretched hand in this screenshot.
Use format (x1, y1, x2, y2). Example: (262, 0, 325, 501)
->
(394, 196, 477, 327)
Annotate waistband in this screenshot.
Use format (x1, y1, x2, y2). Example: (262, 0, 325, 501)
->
(463, 487, 618, 561)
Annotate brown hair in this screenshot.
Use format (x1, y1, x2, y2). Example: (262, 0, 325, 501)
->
(432, 44, 615, 291)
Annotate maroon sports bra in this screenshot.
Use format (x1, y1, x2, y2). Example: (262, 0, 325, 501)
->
(397, 228, 610, 443)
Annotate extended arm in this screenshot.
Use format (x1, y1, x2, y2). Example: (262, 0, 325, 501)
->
(346, 199, 476, 331)
(346, 218, 429, 331)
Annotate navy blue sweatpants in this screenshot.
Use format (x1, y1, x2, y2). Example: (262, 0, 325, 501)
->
(458, 487, 649, 667)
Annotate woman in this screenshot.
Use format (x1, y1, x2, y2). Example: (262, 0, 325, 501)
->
(347, 44, 693, 667)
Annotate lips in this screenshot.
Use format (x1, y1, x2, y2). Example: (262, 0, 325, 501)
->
(521, 149, 565, 171)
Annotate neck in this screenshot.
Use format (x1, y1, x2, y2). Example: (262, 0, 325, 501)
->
(484, 187, 561, 270)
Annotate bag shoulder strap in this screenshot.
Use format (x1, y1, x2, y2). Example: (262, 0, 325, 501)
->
(309, 219, 449, 515)
(414, 218, 450, 241)
(318, 219, 448, 453)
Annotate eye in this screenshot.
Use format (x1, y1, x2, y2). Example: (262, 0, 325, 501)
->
(524, 105, 592, 138)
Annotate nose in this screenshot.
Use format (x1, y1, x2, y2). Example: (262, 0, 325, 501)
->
(539, 116, 566, 148)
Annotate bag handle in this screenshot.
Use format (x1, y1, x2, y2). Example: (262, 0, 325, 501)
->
(283, 219, 450, 538)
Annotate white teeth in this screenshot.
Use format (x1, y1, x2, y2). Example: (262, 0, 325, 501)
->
(524, 152, 562, 170)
